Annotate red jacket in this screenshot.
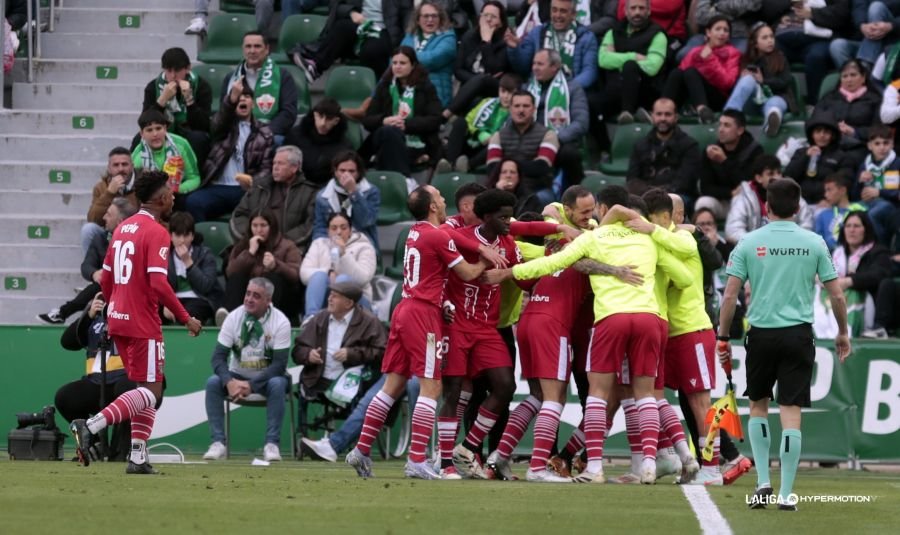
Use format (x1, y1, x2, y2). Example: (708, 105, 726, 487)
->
(679, 44, 741, 96)
(617, 0, 686, 40)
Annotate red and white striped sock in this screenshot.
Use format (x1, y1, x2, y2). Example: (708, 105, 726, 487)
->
(700, 435, 721, 470)
(90, 387, 156, 434)
(529, 401, 563, 472)
(437, 416, 458, 469)
(658, 398, 687, 448)
(622, 398, 642, 470)
(408, 397, 437, 463)
(496, 395, 540, 458)
(356, 390, 395, 457)
(456, 390, 472, 422)
(128, 407, 156, 464)
(563, 422, 585, 458)
(462, 407, 498, 451)
(583, 396, 608, 473)
(636, 397, 660, 460)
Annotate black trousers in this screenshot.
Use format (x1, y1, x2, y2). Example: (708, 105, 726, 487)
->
(369, 126, 432, 177)
(60, 281, 101, 320)
(444, 116, 488, 167)
(663, 67, 726, 110)
(312, 19, 392, 77)
(161, 297, 214, 325)
(874, 277, 900, 331)
(446, 74, 501, 115)
(603, 61, 661, 115)
(55, 377, 136, 461)
(556, 142, 585, 188)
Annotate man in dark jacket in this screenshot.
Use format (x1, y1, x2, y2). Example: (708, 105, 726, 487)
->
(165, 212, 224, 325)
(284, 97, 352, 186)
(784, 109, 853, 205)
(696, 110, 764, 219)
(186, 82, 274, 223)
(230, 145, 321, 254)
(626, 98, 700, 199)
(4, 0, 27, 30)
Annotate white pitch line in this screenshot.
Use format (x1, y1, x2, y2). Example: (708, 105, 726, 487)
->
(681, 485, 734, 535)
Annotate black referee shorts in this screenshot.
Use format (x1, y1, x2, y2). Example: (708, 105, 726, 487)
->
(743, 323, 816, 407)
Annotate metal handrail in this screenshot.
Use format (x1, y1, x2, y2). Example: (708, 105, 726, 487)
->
(1, 0, 5, 109)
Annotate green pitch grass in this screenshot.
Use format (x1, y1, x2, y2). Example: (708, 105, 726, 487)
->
(1, 458, 898, 534)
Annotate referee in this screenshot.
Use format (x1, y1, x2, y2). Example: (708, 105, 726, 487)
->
(716, 178, 851, 511)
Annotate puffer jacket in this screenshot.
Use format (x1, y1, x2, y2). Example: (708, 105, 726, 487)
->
(284, 112, 351, 186)
(229, 173, 321, 254)
(814, 85, 884, 150)
(725, 180, 814, 243)
(509, 23, 599, 89)
(203, 98, 275, 189)
(784, 109, 853, 204)
(299, 231, 378, 302)
(401, 30, 457, 107)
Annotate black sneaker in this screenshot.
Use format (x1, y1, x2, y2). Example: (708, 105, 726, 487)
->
(38, 309, 64, 324)
(126, 461, 159, 475)
(291, 52, 319, 83)
(698, 105, 715, 124)
(749, 485, 774, 509)
(69, 419, 97, 466)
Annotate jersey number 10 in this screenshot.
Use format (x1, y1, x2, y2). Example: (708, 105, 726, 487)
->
(112, 240, 135, 284)
(404, 247, 421, 288)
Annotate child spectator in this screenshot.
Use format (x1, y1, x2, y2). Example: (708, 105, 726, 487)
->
(132, 109, 201, 200)
(784, 109, 853, 207)
(814, 173, 868, 251)
(856, 125, 900, 243)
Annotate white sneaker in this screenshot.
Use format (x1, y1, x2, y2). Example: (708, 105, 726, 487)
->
(301, 437, 337, 462)
(861, 327, 889, 339)
(440, 467, 463, 480)
(485, 450, 515, 481)
(526, 468, 573, 483)
(203, 441, 226, 460)
(263, 443, 282, 462)
(215, 307, 228, 327)
(185, 16, 207, 35)
(680, 455, 700, 483)
(687, 468, 724, 486)
(656, 453, 683, 478)
(640, 459, 657, 484)
(609, 472, 641, 484)
(452, 444, 483, 479)
(571, 469, 606, 484)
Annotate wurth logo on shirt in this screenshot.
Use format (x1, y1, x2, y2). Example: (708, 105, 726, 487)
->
(756, 246, 767, 257)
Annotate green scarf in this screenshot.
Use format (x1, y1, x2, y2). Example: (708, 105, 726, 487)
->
(238, 307, 270, 353)
(229, 56, 281, 122)
(467, 97, 509, 147)
(543, 23, 578, 76)
(390, 80, 424, 149)
(355, 20, 383, 56)
(154, 71, 199, 126)
(527, 71, 570, 132)
(752, 81, 774, 105)
(575, 0, 591, 26)
(140, 134, 179, 171)
(413, 29, 434, 53)
(886, 43, 900, 82)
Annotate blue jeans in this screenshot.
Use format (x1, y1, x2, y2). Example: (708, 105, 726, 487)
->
(184, 184, 245, 222)
(80, 222, 105, 255)
(868, 197, 899, 242)
(304, 272, 372, 317)
(328, 375, 420, 453)
(675, 35, 747, 62)
(776, 30, 832, 104)
(205, 374, 289, 445)
(724, 74, 789, 129)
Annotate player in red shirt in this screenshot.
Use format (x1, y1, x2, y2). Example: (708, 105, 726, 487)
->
(69, 170, 202, 474)
(346, 185, 489, 480)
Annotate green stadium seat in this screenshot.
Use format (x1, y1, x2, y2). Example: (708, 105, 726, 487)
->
(274, 14, 327, 63)
(681, 123, 719, 149)
(581, 172, 626, 195)
(197, 14, 257, 64)
(431, 173, 478, 215)
(818, 72, 840, 103)
(282, 64, 312, 115)
(195, 221, 234, 273)
(345, 120, 363, 150)
(758, 121, 806, 155)
(600, 124, 651, 175)
(325, 66, 377, 109)
(192, 63, 231, 114)
(385, 226, 410, 279)
(220, 0, 255, 14)
(371, 171, 412, 225)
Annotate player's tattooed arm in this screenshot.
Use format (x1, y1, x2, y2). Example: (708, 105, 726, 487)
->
(573, 259, 643, 286)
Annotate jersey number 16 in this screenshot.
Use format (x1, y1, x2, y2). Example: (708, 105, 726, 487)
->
(112, 240, 135, 284)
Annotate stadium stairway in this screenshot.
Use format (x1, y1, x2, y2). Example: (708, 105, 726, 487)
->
(0, 0, 200, 324)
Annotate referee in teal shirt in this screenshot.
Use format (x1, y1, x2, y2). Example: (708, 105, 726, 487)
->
(716, 178, 852, 511)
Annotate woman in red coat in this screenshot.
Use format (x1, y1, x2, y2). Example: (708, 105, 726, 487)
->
(662, 15, 741, 124)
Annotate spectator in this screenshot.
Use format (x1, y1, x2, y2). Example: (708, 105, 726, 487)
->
(663, 15, 741, 123)
(696, 109, 763, 218)
(774, 0, 849, 105)
(81, 147, 138, 254)
(312, 151, 380, 250)
(5, 0, 27, 31)
(863, 253, 900, 338)
(814, 59, 884, 167)
(187, 81, 274, 223)
(616, 0, 688, 48)
(596, 0, 668, 124)
(444, 1, 511, 119)
(292, 281, 385, 399)
(203, 277, 292, 462)
(290, 0, 411, 81)
(221, 209, 302, 324)
(301, 213, 378, 319)
(55, 292, 136, 461)
(724, 22, 794, 137)
(488, 158, 544, 216)
(513, 0, 616, 38)
(230, 145, 320, 254)
(626, 97, 701, 200)
(526, 48, 589, 185)
(186, 1, 275, 36)
(164, 212, 223, 326)
(284, 98, 352, 187)
(223, 31, 298, 144)
(726, 155, 815, 243)
(362, 46, 443, 177)
(879, 42, 900, 145)
(856, 125, 900, 242)
(814, 173, 869, 250)
(486, 90, 560, 206)
(829, 0, 900, 69)
(39, 198, 136, 325)
(832, 210, 893, 335)
(692, 207, 732, 324)
(784, 109, 853, 206)
(131, 109, 201, 198)
(400, 1, 457, 108)
(141, 47, 212, 166)
(441, 73, 520, 173)
(680, 0, 760, 59)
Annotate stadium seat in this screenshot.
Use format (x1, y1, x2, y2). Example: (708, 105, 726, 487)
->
(192, 64, 230, 114)
(325, 66, 377, 109)
(371, 171, 412, 225)
(345, 120, 363, 150)
(274, 14, 327, 63)
(219, 0, 255, 14)
(224, 373, 296, 459)
(431, 173, 478, 215)
(818, 73, 840, 103)
(281, 64, 312, 115)
(581, 172, 626, 195)
(197, 14, 257, 64)
(682, 124, 718, 149)
(600, 124, 651, 175)
(385, 226, 411, 279)
(195, 221, 233, 272)
(758, 121, 806, 155)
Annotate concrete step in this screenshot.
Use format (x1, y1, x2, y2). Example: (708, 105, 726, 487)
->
(39, 32, 199, 60)
(12, 82, 145, 110)
(1, 134, 132, 161)
(69, 0, 201, 9)
(0, 110, 140, 136)
(0, 295, 78, 326)
(0, 244, 83, 270)
(0, 161, 108, 190)
(0, 190, 92, 216)
(25, 59, 159, 84)
(0, 269, 84, 298)
(0, 215, 84, 245)
(53, 8, 196, 34)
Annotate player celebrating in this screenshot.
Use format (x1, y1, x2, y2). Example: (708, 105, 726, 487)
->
(69, 170, 202, 474)
(346, 185, 489, 480)
(717, 178, 851, 510)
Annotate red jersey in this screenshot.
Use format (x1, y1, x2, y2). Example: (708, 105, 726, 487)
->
(520, 266, 590, 331)
(442, 214, 466, 230)
(101, 210, 176, 339)
(402, 221, 464, 306)
(445, 226, 522, 329)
